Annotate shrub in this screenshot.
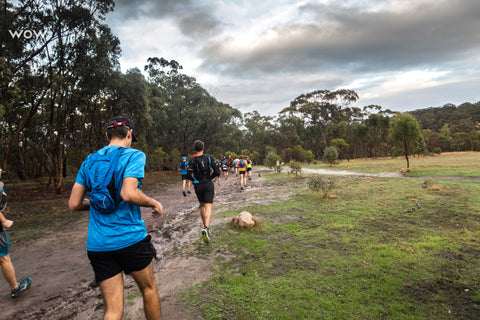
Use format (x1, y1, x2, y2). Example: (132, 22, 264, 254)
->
(225, 151, 238, 159)
(289, 160, 302, 175)
(305, 150, 314, 163)
(323, 146, 339, 166)
(308, 175, 335, 197)
(264, 150, 282, 171)
(165, 149, 181, 170)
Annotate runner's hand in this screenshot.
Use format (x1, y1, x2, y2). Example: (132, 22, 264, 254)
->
(2, 219, 13, 228)
(151, 200, 163, 218)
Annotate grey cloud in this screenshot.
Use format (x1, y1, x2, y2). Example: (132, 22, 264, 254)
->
(177, 7, 223, 41)
(198, 0, 480, 76)
(111, 0, 223, 42)
(112, 0, 192, 20)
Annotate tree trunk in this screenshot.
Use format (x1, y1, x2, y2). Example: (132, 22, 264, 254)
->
(404, 141, 410, 168)
(2, 100, 42, 171)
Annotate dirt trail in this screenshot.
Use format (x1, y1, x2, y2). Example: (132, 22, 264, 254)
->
(0, 169, 274, 320)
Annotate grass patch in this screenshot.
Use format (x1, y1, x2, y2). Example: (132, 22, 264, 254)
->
(307, 152, 480, 178)
(182, 164, 480, 319)
(5, 199, 86, 242)
(127, 291, 141, 306)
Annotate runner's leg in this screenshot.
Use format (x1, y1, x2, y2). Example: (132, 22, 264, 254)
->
(131, 262, 161, 320)
(99, 273, 124, 320)
(200, 203, 212, 228)
(0, 254, 17, 289)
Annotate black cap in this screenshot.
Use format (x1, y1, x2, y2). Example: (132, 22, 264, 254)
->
(107, 116, 137, 142)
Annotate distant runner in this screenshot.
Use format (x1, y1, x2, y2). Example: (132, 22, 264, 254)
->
(214, 159, 222, 185)
(238, 155, 247, 190)
(234, 157, 240, 176)
(246, 155, 253, 181)
(220, 157, 229, 180)
(178, 156, 191, 197)
(227, 156, 234, 174)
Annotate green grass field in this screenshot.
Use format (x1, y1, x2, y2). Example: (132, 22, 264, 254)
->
(182, 152, 480, 319)
(309, 151, 480, 177)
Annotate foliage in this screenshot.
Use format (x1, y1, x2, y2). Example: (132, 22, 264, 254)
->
(390, 113, 423, 169)
(364, 111, 391, 158)
(147, 147, 166, 172)
(322, 146, 339, 166)
(249, 150, 260, 164)
(410, 102, 480, 131)
(282, 145, 311, 163)
(305, 150, 314, 163)
(280, 89, 359, 159)
(308, 175, 335, 197)
(288, 160, 302, 175)
(224, 151, 238, 159)
(165, 149, 181, 171)
(331, 138, 349, 159)
(264, 150, 281, 170)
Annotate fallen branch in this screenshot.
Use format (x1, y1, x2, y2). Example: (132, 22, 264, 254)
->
(403, 200, 421, 214)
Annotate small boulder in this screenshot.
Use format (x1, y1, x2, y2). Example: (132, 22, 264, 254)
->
(232, 211, 256, 228)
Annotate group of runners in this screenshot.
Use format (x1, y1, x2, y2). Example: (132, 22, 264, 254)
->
(178, 154, 253, 194)
(176, 150, 254, 250)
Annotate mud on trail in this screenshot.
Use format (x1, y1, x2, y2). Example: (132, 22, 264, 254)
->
(0, 168, 285, 320)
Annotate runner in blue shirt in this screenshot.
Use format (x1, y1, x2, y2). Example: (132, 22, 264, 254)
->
(69, 116, 163, 320)
(178, 156, 191, 197)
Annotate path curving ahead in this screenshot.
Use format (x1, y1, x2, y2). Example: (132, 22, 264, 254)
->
(301, 167, 480, 181)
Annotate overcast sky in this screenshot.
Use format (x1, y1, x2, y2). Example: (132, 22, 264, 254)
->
(105, 0, 480, 116)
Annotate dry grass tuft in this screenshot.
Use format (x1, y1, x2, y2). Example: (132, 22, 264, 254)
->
(426, 184, 445, 192)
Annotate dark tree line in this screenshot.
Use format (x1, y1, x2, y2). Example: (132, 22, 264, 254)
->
(1, 1, 479, 193)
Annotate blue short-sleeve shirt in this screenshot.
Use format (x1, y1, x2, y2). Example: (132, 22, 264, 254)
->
(75, 146, 148, 252)
(178, 161, 189, 175)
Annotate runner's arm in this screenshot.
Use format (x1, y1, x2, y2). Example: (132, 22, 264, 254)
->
(120, 177, 163, 217)
(0, 211, 13, 228)
(68, 182, 90, 211)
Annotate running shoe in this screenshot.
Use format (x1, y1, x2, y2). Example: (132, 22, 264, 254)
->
(202, 227, 210, 243)
(183, 190, 186, 197)
(11, 277, 31, 298)
(187, 190, 191, 194)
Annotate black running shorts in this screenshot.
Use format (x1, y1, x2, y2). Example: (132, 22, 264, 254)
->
(194, 180, 215, 203)
(0, 229, 9, 257)
(87, 235, 157, 283)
